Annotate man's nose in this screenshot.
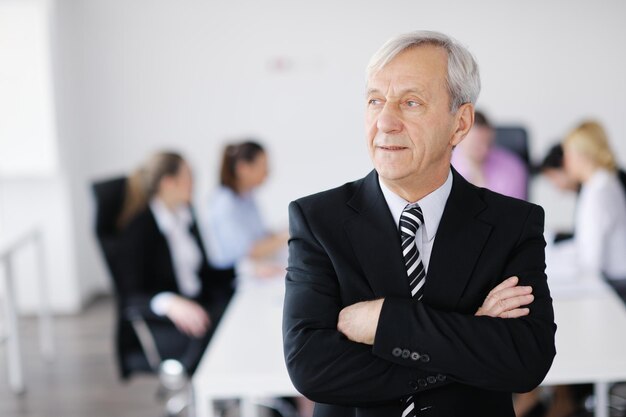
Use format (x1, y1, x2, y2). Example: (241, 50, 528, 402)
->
(376, 103, 403, 134)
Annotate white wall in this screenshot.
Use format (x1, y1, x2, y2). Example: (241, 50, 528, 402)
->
(0, 0, 82, 314)
(0, 177, 80, 313)
(48, 0, 626, 302)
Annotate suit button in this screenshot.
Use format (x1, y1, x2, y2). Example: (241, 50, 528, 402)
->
(409, 380, 419, 390)
(402, 349, 411, 359)
(427, 376, 437, 384)
(420, 354, 430, 363)
(392, 348, 402, 357)
(410, 352, 420, 361)
(437, 374, 446, 381)
(418, 379, 427, 387)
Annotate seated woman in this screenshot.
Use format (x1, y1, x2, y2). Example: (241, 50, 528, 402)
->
(205, 140, 288, 276)
(558, 120, 626, 279)
(517, 121, 626, 417)
(116, 151, 234, 376)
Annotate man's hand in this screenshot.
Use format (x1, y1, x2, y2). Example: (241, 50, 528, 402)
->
(475, 276, 534, 318)
(166, 295, 211, 338)
(337, 299, 384, 345)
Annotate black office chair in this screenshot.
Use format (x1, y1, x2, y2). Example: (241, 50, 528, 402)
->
(493, 126, 531, 199)
(494, 126, 531, 169)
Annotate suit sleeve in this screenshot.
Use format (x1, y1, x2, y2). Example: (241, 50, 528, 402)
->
(372, 204, 556, 393)
(283, 201, 445, 406)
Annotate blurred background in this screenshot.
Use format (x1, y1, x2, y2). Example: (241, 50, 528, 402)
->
(1, 0, 626, 416)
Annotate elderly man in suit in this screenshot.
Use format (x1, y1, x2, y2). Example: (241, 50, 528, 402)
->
(282, 31, 556, 417)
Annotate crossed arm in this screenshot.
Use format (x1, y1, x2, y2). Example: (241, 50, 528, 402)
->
(337, 275, 534, 345)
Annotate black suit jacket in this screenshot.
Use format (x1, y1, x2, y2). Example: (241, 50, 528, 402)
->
(112, 206, 234, 376)
(115, 207, 233, 313)
(283, 169, 556, 417)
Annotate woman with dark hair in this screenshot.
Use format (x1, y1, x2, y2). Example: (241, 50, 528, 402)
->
(116, 151, 233, 376)
(206, 140, 288, 273)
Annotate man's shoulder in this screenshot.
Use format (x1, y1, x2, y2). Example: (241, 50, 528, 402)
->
(472, 183, 543, 221)
(293, 175, 367, 209)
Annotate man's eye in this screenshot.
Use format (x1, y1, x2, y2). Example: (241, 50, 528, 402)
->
(368, 99, 381, 105)
(406, 100, 420, 107)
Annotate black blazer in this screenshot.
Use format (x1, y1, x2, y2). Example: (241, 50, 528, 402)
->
(112, 206, 234, 376)
(283, 169, 556, 417)
(115, 206, 234, 314)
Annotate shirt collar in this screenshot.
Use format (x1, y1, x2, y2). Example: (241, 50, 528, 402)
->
(149, 197, 193, 235)
(378, 169, 453, 242)
(586, 168, 611, 189)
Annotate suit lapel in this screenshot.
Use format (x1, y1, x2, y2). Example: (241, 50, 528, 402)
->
(343, 169, 493, 307)
(424, 170, 492, 310)
(344, 171, 412, 298)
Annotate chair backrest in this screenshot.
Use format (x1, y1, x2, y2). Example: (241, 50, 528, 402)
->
(91, 177, 127, 284)
(494, 126, 530, 169)
(92, 177, 127, 238)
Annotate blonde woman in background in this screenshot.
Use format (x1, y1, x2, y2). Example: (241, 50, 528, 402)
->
(561, 120, 626, 279)
(518, 121, 626, 417)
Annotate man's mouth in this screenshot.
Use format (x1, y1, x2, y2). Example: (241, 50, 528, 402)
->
(378, 145, 408, 151)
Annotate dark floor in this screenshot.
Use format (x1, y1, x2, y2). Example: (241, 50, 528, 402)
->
(0, 296, 164, 417)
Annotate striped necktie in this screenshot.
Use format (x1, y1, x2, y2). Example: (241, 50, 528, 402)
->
(400, 205, 426, 300)
(400, 204, 425, 417)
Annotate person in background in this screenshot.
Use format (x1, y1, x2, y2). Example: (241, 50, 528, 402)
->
(206, 141, 313, 416)
(560, 120, 626, 279)
(539, 141, 626, 220)
(518, 121, 626, 417)
(116, 151, 234, 376)
(206, 140, 288, 276)
(452, 110, 528, 199)
(535, 143, 580, 244)
(538, 143, 580, 195)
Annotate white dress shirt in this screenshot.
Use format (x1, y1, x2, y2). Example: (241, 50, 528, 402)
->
(149, 198, 203, 315)
(378, 170, 453, 272)
(575, 169, 626, 278)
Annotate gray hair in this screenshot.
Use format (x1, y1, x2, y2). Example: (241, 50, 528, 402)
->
(367, 30, 481, 112)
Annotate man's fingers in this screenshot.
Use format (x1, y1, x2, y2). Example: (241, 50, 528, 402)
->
(489, 285, 533, 304)
(494, 294, 534, 315)
(500, 308, 530, 319)
(476, 277, 535, 318)
(484, 285, 532, 309)
(487, 276, 519, 296)
(477, 293, 534, 317)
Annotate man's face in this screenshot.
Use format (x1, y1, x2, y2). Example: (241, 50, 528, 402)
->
(366, 45, 465, 188)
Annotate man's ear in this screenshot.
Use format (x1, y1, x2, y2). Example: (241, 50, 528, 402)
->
(450, 103, 474, 147)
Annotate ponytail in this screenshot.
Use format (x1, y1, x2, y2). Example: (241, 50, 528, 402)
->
(117, 151, 184, 229)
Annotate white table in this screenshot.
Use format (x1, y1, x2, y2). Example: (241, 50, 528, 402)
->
(192, 278, 626, 417)
(542, 279, 626, 417)
(192, 279, 297, 417)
